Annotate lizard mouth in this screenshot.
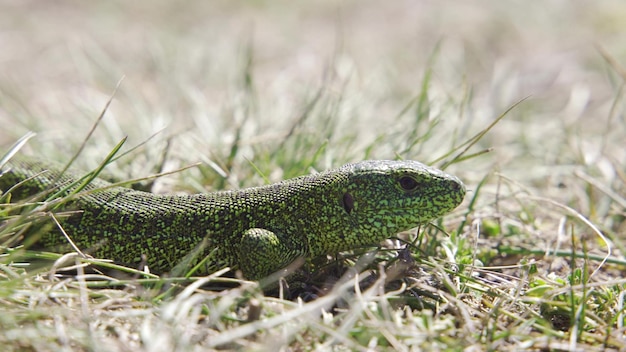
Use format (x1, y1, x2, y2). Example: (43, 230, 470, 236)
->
(356, 209, 444, 227)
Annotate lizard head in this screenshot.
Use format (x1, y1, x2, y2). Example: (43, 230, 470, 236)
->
(309, 159, 465, 254)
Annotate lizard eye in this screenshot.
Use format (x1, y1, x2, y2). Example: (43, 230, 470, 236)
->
(342, 193, 354, 214)
(398, 176, 419, 191)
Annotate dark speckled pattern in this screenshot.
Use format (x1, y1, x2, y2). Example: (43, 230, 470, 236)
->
(1, 157, 465, 279)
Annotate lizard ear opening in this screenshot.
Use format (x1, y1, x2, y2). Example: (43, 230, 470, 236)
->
(342, 193, 354, 214)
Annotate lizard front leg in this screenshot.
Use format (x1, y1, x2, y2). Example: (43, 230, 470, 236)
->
(238, 228, 308, 280)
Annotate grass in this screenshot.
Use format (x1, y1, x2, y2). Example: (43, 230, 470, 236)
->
(1, 1, 626, 351)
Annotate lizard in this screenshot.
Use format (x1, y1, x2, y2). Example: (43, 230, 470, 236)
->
(0, 156, 465, 280)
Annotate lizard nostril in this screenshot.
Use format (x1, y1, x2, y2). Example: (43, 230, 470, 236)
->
(451, 179, 465, 193)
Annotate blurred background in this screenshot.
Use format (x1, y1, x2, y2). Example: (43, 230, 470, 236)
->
(0, 0, 624, 197)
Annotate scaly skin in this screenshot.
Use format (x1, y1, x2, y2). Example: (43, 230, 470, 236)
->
(0, 156, 465, 279)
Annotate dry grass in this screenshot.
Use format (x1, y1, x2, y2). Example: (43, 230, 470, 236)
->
(1, 1, 626, 350)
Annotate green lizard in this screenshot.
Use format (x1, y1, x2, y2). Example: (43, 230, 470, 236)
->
(0, 156, 465, 280)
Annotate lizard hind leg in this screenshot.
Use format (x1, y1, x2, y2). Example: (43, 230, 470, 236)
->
(238, 228, 308, 280)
